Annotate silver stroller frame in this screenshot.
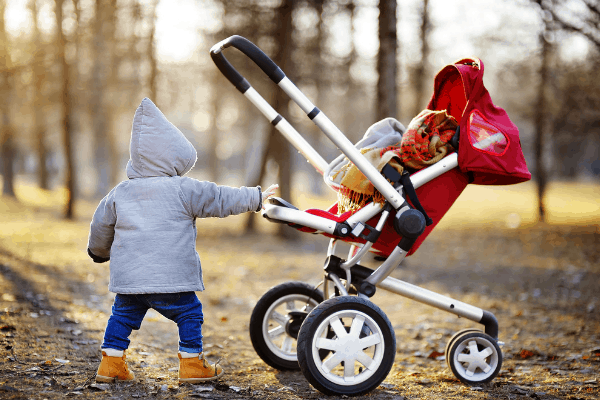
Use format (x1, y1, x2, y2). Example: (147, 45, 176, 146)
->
(211, 35, 502, 396)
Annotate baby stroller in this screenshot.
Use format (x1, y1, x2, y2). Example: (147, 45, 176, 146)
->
(210, 36, 531, 396)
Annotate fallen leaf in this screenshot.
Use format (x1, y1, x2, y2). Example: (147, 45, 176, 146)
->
(427, 351, 444, 359)
(0, 325, 16, 331)
(518, 349, 535, 359)
(220, 317, 228, 322)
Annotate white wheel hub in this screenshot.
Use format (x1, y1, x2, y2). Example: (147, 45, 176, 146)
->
(311, 310, 385, 386)
(452, 336, 499, 381)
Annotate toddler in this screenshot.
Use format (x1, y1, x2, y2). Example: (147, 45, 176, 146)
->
(87, 98, 277, 383)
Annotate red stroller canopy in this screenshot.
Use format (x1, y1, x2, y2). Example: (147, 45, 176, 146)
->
(428, 58, 531, 185)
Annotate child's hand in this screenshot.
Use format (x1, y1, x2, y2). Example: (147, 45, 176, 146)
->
(262, 184, 279, 207)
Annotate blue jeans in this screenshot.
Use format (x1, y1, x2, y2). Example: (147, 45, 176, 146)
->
(102, 292, 203, 353)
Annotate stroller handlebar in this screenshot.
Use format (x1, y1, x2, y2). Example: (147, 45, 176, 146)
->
(210, 35, 285, 93)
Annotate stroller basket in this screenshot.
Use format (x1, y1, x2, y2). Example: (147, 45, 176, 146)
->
(211, 35, 530, 396)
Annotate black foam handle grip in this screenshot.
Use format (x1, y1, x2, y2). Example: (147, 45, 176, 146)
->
(210, 35, 286, 93)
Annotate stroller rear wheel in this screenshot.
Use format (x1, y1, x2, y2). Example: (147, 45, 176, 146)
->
(297, 296, 396, 396)
(444, 328, 482, 369)
(249, 281, 323, 370)
(447, 331, 502, 385)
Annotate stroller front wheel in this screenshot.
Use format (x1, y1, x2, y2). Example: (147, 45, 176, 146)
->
(249, 281, 323, 370)
(297, 296, 396, 396)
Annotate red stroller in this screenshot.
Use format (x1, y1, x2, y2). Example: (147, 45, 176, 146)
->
(211, 36, 531, 396)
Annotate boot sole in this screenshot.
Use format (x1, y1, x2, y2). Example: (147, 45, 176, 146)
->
(179, 370, 224, 383)
(96, 373, 136, 383)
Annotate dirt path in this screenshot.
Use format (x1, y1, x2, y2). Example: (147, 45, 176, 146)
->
(0, 224, 599, 399)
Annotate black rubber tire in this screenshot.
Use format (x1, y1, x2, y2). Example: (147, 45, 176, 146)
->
(297, 296, 396, 396)
(445, 328, 482, 369)
(447, 331, 502, 385)
(249, 281, 323, 370)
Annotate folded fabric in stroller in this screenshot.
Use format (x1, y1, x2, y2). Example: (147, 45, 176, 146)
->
(210, 36, 531, 396)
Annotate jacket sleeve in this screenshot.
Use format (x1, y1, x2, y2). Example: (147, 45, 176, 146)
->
(87, 187, 118, 261)
(180, 177, 261, 218)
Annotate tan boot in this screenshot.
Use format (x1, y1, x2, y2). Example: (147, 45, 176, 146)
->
(96, 349, 135, 383)
(178, 352, 224, 383)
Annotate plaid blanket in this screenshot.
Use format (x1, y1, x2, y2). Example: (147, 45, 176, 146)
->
(329, 111, 457, 213)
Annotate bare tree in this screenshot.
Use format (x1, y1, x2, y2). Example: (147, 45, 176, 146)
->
(376, 0, 398, 120)
(55, 0, 75, 218)
(546, 0, 600, 49)
(30, 0, 49, 190)
(0, 0, 16, 198)
(412, 0, 430, 118)
(532, 0, 554, 222)
(146, 0, 159, 102)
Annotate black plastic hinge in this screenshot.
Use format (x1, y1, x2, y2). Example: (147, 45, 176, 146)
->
(333, 222, 352, 237)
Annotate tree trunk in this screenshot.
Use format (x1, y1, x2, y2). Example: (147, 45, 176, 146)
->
(412, 0, 430, 118)
(534, 29, 551, 223)
(55, 0, 75, 219)
(1, 124, 15, 198)
(0, 0, 15, 198)
(376, 0, 398, 121)
(147, 0, 159, 103)
(30, 0, 49, 190)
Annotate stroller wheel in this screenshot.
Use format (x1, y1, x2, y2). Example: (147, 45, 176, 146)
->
(444, 328, 482, 369)
(447, 331, 502, 385)
(297, 296, 395, 396)
(249, 282, 323, 370)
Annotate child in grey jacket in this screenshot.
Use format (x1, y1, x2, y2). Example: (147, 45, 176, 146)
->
(88, 98, 277, 384)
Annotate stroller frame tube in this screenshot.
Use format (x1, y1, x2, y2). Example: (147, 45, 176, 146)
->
(243, 88, 328, 174)
(377, 276, 484, 322)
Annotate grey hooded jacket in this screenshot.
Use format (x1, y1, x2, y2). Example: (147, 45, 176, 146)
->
(87, 98, 261, 294)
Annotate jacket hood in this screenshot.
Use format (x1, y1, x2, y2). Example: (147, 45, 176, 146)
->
(126, 98, 198, 179)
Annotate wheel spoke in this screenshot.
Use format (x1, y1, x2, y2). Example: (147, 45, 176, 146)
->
(285, 300, 296, 311)
(330, 317, 348, 338)
(316, 337, 338, 351)
(457, 353, 473, 363)
(355, 350, 374, 370)
(358, 333, 382, 349)
(480, 347, 493, 358)
(268, 325, 285, 339)
(467, 340, 479, 355)
(270, 311, 288, 326)
(466, 362, 478, 376)
(322, 353, 343, 373)
(348, 315, 365, 338)
(344, 358, 355, 381)
(281, 336, 293, 353)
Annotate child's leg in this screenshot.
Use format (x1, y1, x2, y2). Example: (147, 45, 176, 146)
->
(97, 294, 147, 382)
(102, 294, 149, 351)
(148, 292, 223, 382)
(146, 292, 203, 353)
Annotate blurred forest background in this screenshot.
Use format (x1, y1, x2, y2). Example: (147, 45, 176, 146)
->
(0, 0, 598, 226)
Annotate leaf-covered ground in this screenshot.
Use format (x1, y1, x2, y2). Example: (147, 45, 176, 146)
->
(0, 184, 599, 399)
